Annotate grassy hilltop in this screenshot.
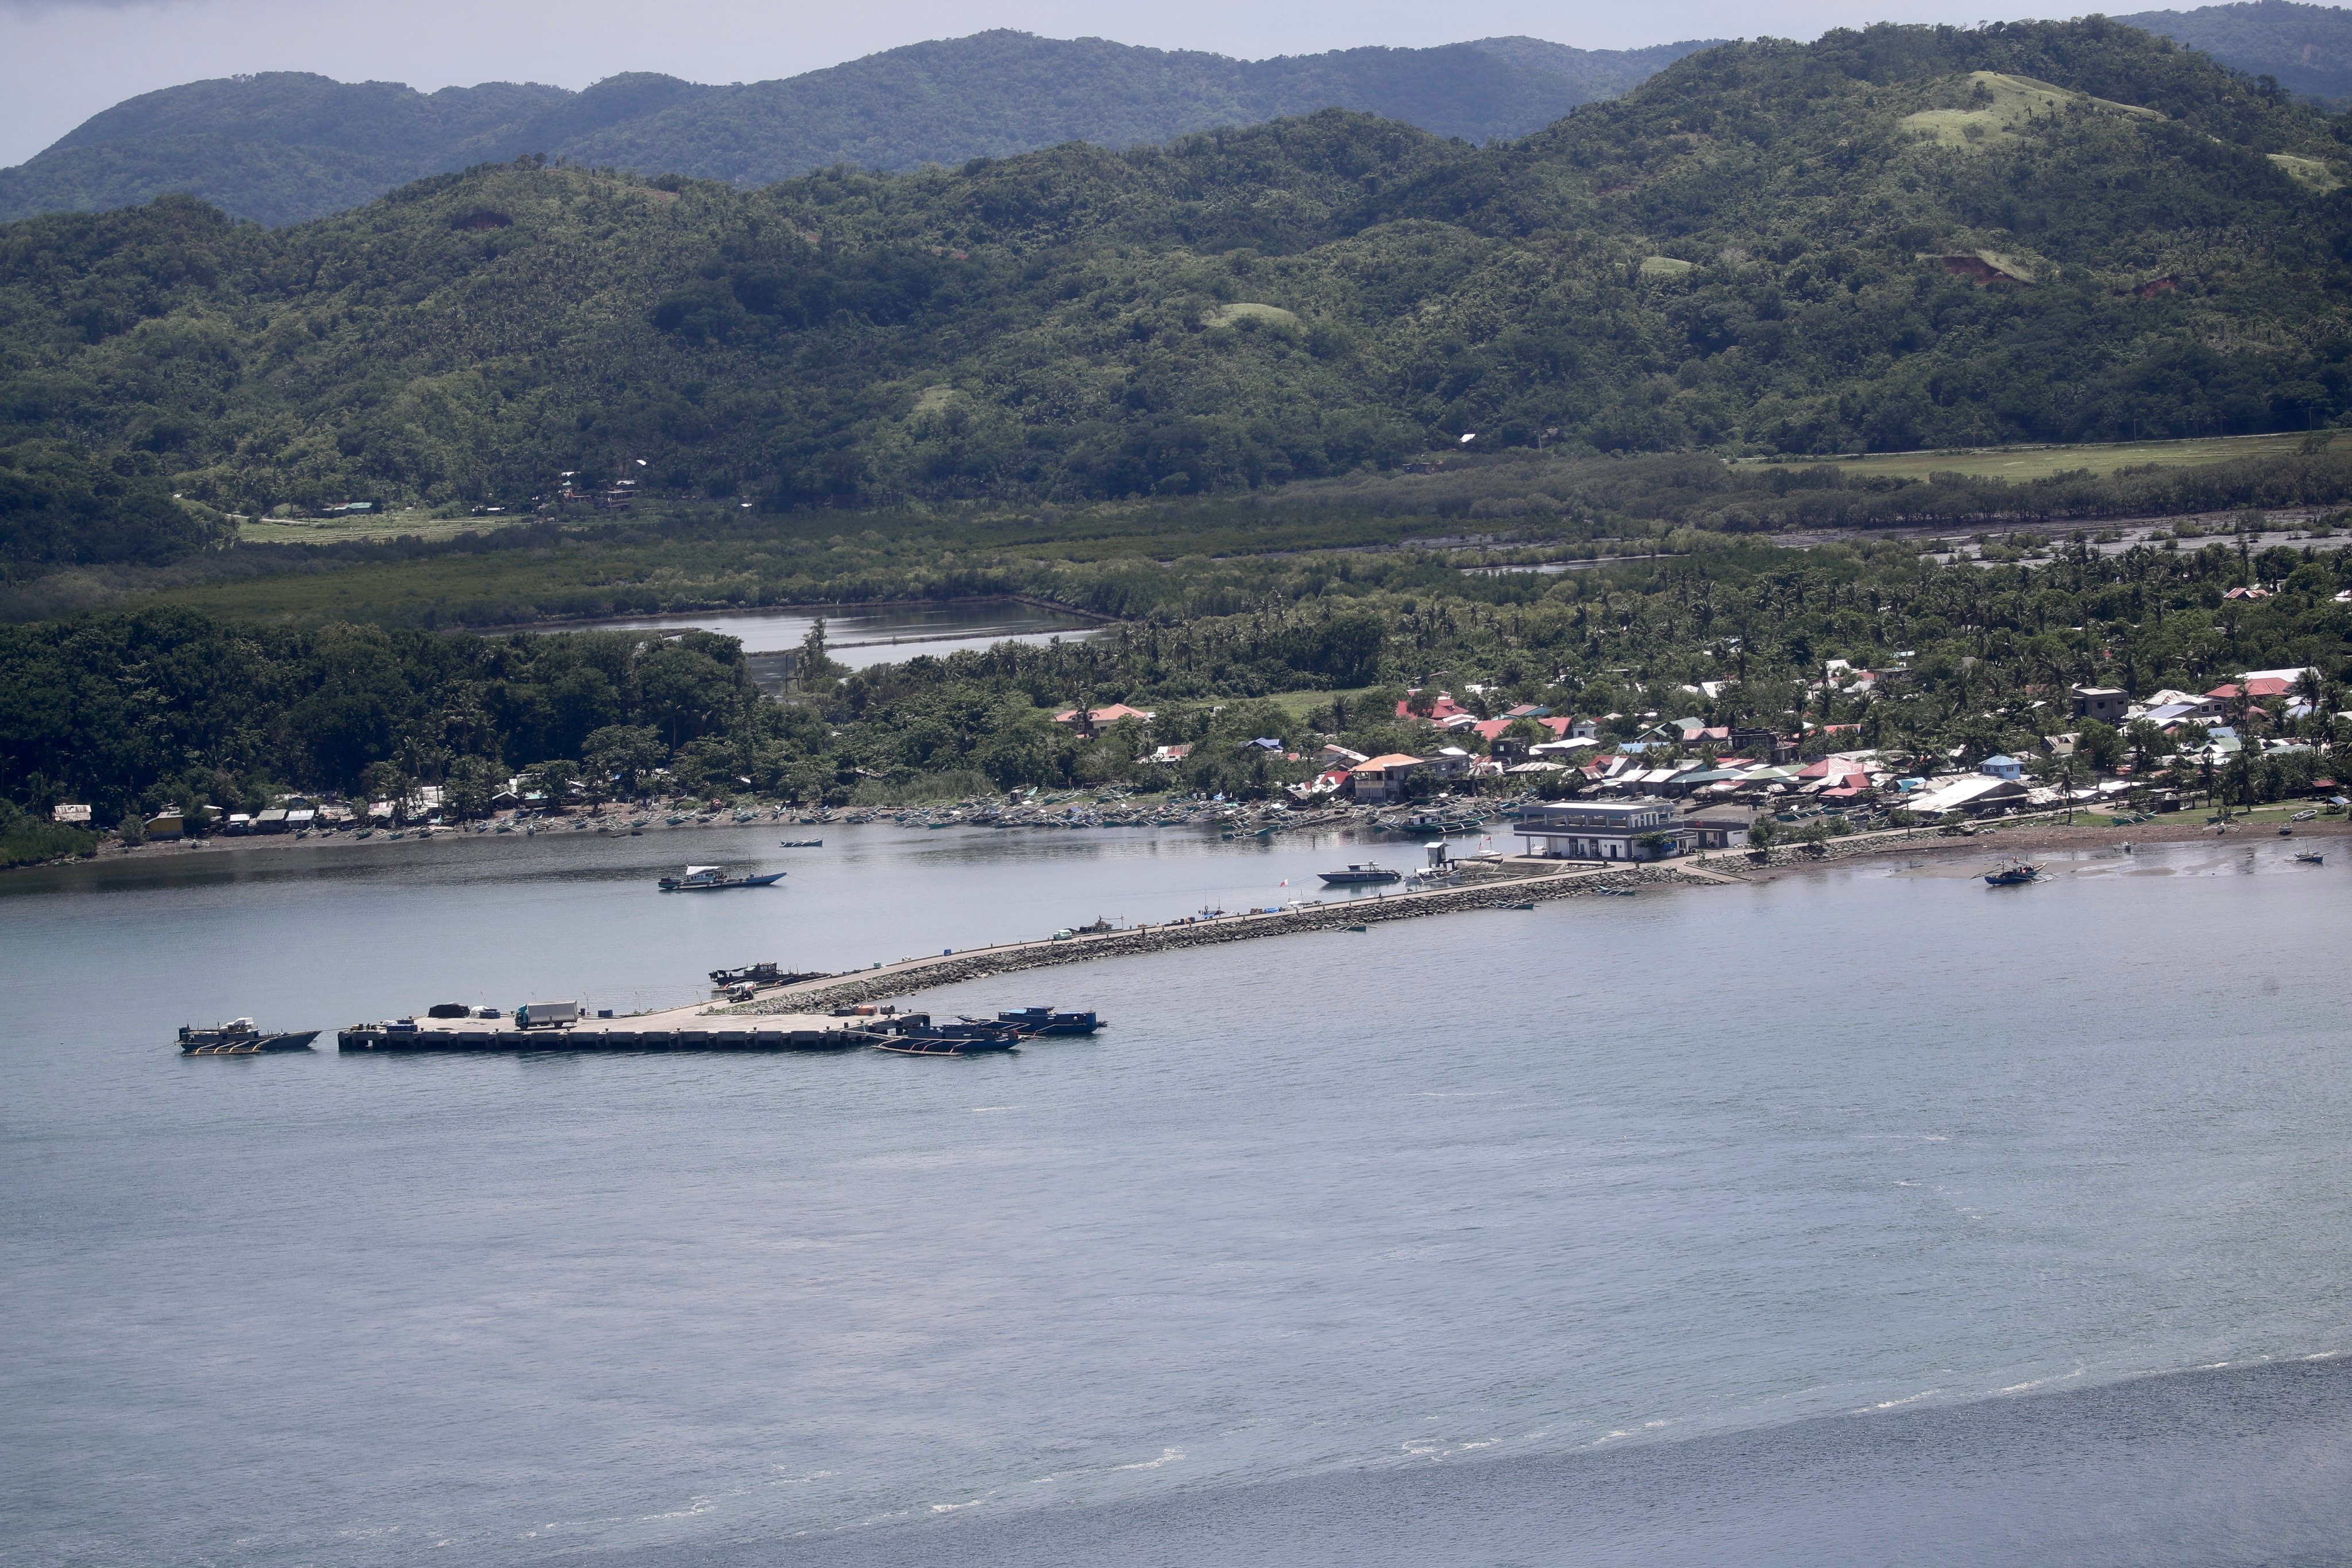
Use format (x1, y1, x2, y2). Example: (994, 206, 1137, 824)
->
(9, 20, 2352, 579)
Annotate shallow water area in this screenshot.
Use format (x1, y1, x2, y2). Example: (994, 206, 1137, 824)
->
(526, 599, 1105, 688)
(2, 834, 2347, 1565)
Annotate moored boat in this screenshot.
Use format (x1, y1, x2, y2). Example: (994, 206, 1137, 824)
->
(1317, 862, 1401, 886)
(867, 1035, 1019, 1056)
(993, 1006, 1104, 1037)
(778, 838, 824, 847)
(863, 1014, 1022, 1054)
(2295, 851, 2326, 865)
(179, 1018, 320, 1055)
(1984, 860, 2042, 886)
(658, 865, 785, 892)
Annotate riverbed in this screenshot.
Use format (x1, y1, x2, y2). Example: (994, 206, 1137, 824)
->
(2, 830, 2346, 1565)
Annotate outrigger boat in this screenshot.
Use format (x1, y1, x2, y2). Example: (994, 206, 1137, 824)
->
(777, 838, 824, 848)
(179, 1018, 320, 1055)
(862, 1014, 1022, 1055)
(1984, 859, 2042, 886)
(991, 1006, 1104, 1037)
(658, 864, 785, 892)
(868, 1036, 1019, 1056)
(708, 961, 828, 988)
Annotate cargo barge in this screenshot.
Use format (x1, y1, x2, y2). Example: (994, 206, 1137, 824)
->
(340, 1019, 870, 1051)
(335, 1003, 1047, 1054)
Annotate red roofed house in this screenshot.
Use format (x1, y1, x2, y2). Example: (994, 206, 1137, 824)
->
(1347, 754, 1430, 804)
(1052, 703, 1156, 734)
(2206, 678, 2293, 702)
(1396, 691, 1472, 723)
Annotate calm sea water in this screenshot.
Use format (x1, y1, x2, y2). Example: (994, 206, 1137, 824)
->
(2, 829, 2347, 1565)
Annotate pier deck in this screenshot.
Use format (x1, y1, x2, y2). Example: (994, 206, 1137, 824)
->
(726, 857, 1725, 1016)
(339, 856, 1736, 1049)
(338, 1006, 881, 1052)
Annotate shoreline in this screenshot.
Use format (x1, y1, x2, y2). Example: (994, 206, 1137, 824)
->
(1730, 810, 2350, 883)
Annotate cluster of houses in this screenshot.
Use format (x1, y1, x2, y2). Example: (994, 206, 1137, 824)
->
(1334, 668, 2339, 863)
(2062, 667, 2331, 770)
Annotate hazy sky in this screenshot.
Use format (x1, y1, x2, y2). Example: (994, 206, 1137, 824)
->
(2, 0, 2095, 166)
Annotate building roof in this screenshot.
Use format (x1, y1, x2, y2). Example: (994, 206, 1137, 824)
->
(2207, 678, 2293, 700)
(1396, 692, 1470, 721)
(1355, 753, 1427, 771)
(1053, 703, 1156, 725)
(1910, 774, 2024, 814)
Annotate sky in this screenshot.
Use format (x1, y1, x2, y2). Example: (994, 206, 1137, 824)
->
(1, 0, 2102, 167)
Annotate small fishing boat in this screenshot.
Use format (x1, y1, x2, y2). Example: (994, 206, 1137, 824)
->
(1317, 863, 1401, 886)
(864, 1015, 1022, 1055)
(868, 1036, 1019, 1056)
(778, 838, 824, 848)
(1598, 885, 1637, 897)
(179, 1018, 320, 1055)
(1984, 860, 2042, 886)
(657, 865, 786, 892)
(2295, 851, 2326, 865)
(994, 1007, 1104, 1037)
(708, 962, 827, 988)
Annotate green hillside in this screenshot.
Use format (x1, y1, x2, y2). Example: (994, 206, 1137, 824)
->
(0, 32, 1716, 228)
(2121, 0, 2352, 103)
(6, 18, 2352, 573)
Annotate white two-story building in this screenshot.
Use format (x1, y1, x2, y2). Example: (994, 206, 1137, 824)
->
(1514, 797, 1685, 862)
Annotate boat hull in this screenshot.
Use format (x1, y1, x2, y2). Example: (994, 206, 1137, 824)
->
(181, 1030, 319, 1055)
(658, 872, 786, 891)
(868, 1037, 1019, 1056)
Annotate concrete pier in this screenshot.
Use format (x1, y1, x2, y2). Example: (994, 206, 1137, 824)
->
(729, 858, 1726, 1016)
(338, 856, 1734, 1049)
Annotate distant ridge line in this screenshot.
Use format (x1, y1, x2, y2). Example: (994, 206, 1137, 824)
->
(0, 30, 1727, 227)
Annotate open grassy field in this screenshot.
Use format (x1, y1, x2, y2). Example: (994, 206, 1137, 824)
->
(1248, 688, 1381, 724)
(1743, 431, 2324, 483)
(157, 503, 1486, 627)
(234, 509, 548, 545)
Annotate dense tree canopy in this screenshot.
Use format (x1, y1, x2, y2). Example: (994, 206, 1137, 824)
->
(0, 34, 1714, 227)
(6, 18, 2352, 557)
(4, 530, 2345, 825)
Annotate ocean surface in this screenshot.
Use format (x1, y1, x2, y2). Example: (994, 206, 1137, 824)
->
(2, 827, 2347, 1565)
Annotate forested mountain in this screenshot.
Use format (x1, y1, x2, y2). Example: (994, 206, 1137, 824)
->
(2118, 1, 2352, 104)
(7, 18, 2352, 571)
(0, 32, 1716, 227)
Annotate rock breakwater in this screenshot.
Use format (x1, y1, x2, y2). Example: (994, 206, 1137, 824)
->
(731, 860, 1724, 1014)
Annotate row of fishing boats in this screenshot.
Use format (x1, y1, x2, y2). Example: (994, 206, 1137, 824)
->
(860, 1007, 1104, 1056)
(179, 1005, 1104, 1057)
